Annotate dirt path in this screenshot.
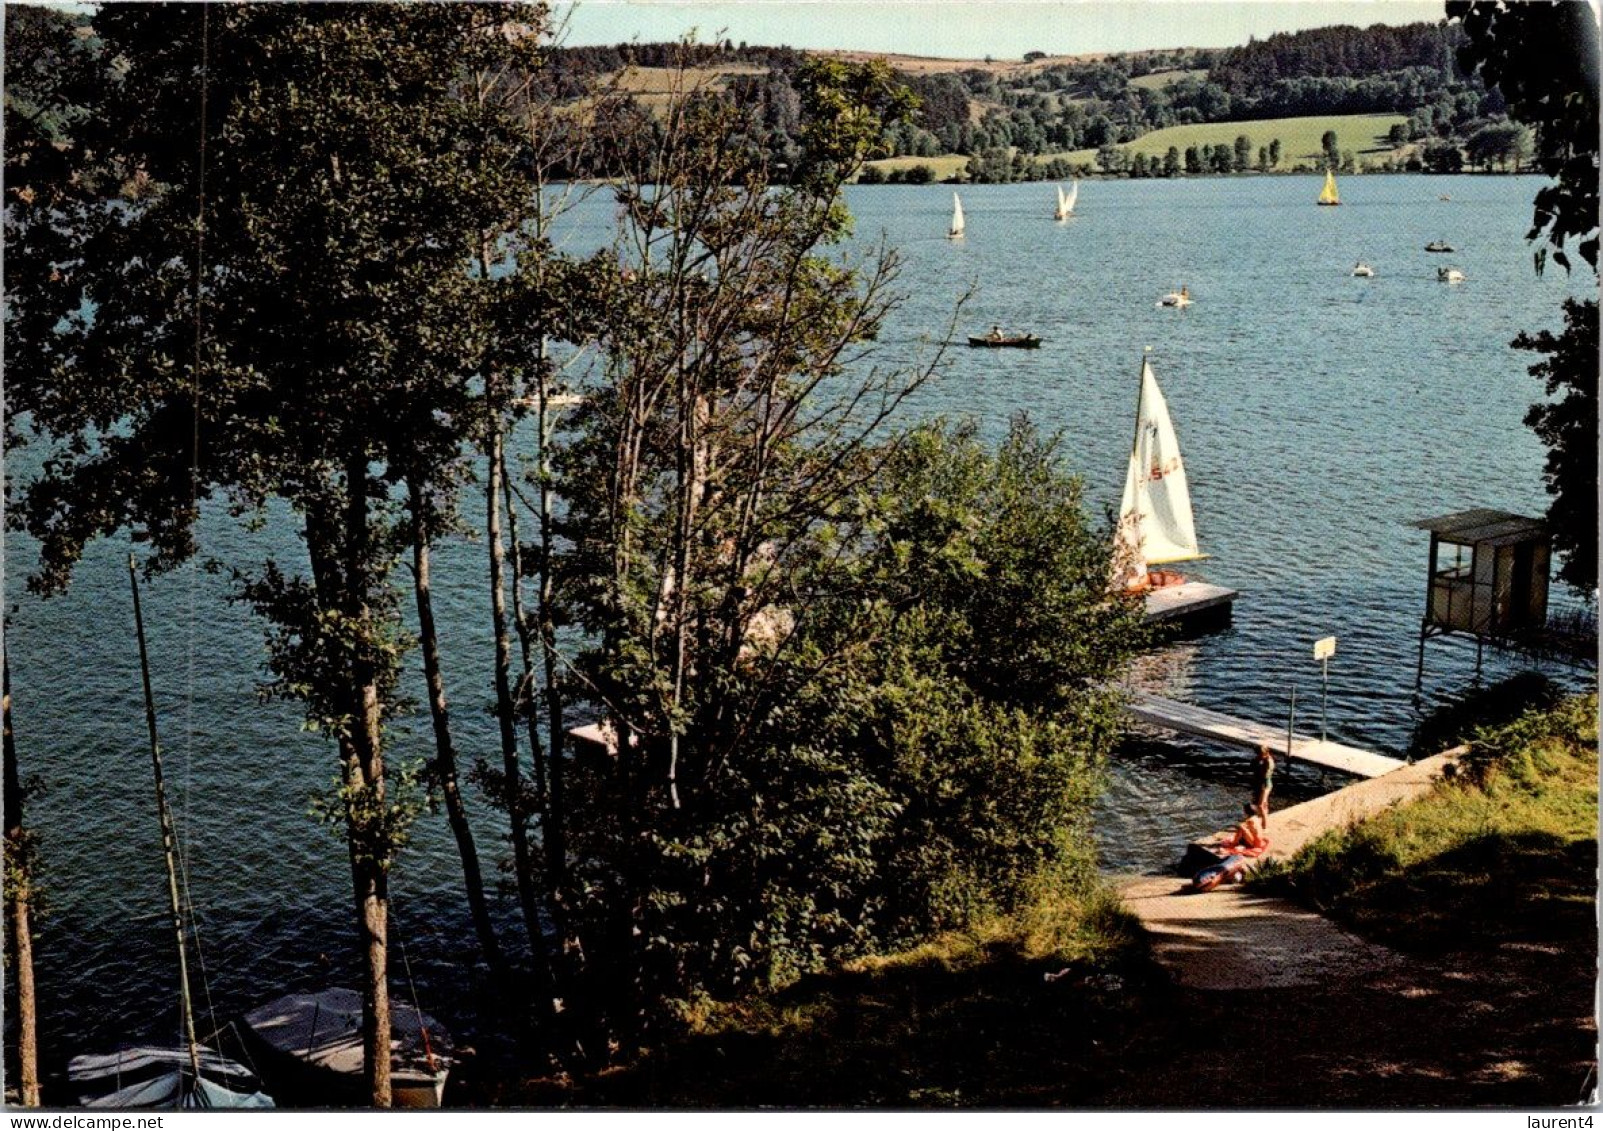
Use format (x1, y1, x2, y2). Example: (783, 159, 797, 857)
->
(1105, 748, 1595, 1107)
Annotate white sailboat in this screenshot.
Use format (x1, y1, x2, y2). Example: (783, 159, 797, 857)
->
(1115, 352, 1204, 592)
(948, 192, 965, 240)
(1053, 182, 1079, 220)
(67, 558, 274, 1110)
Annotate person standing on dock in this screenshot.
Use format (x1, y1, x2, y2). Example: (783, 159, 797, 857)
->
(1252, 744, 1276, 826)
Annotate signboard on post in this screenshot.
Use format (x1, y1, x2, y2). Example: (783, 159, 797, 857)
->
(1313, 636, 1336, 743)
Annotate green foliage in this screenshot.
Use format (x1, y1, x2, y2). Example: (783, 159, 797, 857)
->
(1259, 694, 1597, 954)
(1408, 671, 1563, 758)
(1450, 0, 1600, 273)
(310, 759, 431, 872)
(1517, 298, 1598, 592)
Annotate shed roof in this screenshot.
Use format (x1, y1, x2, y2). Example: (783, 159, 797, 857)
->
(1412, 508, 1547, 545)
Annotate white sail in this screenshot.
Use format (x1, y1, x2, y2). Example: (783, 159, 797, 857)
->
(1064, 180, 1078, 214)
(1054, 185, 1068, 220)
(1116, 357, 1202, 587)
(949, 192, 965, 239)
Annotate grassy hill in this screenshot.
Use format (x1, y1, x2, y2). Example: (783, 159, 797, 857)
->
(1051, 112, 1409, 168)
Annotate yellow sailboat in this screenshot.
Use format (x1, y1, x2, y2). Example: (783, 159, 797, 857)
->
(1318, 168, 1341, 206)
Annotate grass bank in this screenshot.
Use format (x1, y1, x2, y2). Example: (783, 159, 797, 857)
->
(1257, 691, 1597, 954)
(491, 884, 1166, 1107)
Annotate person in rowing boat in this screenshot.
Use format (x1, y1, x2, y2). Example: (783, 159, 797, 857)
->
(1251, 744, 1276, 826)
(989, 324, 1003, 342)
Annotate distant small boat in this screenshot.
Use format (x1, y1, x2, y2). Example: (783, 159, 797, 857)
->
(242, 988, 452, 1109)
(1352, 262, 1375, 277)
(1439, 194, 1452, 201)
(1157, 288, 1193, 308)
(1424, 241, 1454, 253)
(968, 332, 1042, 349)
(1318, 169, 1341, 206)
(1437, 267, 1465, 283)
(948, 192, 965, 240)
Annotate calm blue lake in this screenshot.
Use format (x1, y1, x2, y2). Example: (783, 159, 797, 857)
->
(5, 172, 1592, 1076)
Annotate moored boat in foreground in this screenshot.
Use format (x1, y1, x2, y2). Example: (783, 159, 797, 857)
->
(67, 558, 275, 1110)
(69, 1047, 272, 1109)
(1424, 240, 1454, 253)
(241, 988, 451, 1108)
(1352, 261, 1375, 277)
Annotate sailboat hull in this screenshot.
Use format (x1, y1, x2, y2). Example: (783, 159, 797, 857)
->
(241, 988, 451, 1109)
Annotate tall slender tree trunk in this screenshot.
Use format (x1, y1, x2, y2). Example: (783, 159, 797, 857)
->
(3, 655, 41, 1107)
(487, 408, 556, 996)
(328, 454, 392, 1108)
(533, 367, 571, 927)
(409, 479, 506, 979)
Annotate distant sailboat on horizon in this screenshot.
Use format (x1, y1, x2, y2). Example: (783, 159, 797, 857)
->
(1318, 167, 1341, 206)
(1054, 181, 1078, 221)
(948, 192, 965, 239)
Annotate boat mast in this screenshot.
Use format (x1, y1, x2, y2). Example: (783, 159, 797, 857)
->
(128, 554, 204, 1091)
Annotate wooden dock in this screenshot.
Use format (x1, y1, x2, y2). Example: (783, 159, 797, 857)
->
(1143, 580, 1237, 625)
(1125, 691, 1406, 778)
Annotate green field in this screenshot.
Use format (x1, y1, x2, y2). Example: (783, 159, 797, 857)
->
(861, 112, 1411, 181)
(1128, 68, 1209, 90)
(1050, 112, 1409, 168)
(860, 153, 970, 179)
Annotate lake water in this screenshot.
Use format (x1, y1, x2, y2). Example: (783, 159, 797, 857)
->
(5, 173, 1593, 1080)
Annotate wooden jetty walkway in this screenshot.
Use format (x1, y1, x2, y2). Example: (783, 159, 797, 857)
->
(1125, 691, 1406, 778)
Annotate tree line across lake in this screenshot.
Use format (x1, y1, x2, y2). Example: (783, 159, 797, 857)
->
(548, 19, 1532, 183)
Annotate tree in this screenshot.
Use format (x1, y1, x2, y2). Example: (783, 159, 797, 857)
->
(1451, 1, 1600, 593)
(1163, 146, 1181, 177)
(1517, 300, 1598, 592)
(1184, 145, 1202, 174)
(856, 164, 886, 184)
(3, 652, 40, 1106)
(1233, 133, 1252, 172)
(1465, 120, 1531, 171)
(6, 5, 558, 1102)
(1321, 128, 1339, 169)
(1421, 138, 1464, 172)
(1095, 140, 1124, 174)
(1269, 137, 1282, 167)
(551, 58, 1140, 1037)
(1449, 0, 1600, 272)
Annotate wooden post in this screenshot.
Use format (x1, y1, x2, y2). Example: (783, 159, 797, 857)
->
(1285, 685, 1297, 763)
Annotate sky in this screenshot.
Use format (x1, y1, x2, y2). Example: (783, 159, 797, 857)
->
(556, 1, 1449, 59)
